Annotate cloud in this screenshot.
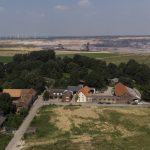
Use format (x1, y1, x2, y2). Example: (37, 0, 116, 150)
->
(55, 5, 69, 11)
(78, 0, 91, 7)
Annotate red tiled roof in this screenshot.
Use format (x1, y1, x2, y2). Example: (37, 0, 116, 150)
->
(114, 83, 128, 96)
(78, 86, 92, 97)
(3, 89, 22, 97)
(3, 89, 36, 108)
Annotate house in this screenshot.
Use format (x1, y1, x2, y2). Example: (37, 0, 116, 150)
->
(114, 83, 141, 104)
(0, 116, 6, 129)
(3, 89, 37, 112)
(48, 89, 65, 99)
(67, 85, 83, 94)
(62, 90, 73, 102)
(77, 86, 92, 102)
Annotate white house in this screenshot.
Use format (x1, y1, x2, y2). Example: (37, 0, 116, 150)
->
(77, 86, 92, 103)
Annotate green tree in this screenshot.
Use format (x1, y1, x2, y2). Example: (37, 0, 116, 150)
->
(108, 63, 118, 78)
(124, 59, 139, 77)
(43, 91, 49, 101)
(134, 64, 150, 85)
(85, 71, 106, 89)
(119, 77, 135, 88)
(11, 79, 27, 88)
(0, 93, 12, 115)
(142, 86, 150, 102)
(0, 62, 5, 78)
(20, 108, 28, 117)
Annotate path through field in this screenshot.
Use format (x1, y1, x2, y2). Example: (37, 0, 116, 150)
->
(6, 95, 44, 150)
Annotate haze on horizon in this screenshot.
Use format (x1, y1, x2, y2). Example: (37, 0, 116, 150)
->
(0, 0, 150, 37)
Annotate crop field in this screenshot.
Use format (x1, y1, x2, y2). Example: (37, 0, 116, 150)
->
(0, 50, 150, 66)
(57, 52, 150, 66)
(23, 105, 150, 150)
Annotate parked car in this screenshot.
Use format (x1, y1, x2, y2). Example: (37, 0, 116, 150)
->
(98, 102, 104, 104)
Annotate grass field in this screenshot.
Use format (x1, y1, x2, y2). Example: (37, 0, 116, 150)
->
(57, 52, 150, 66)
(0, 56, 13, 63)
(0, 51, 150, 66)
(23, 105, 150, 150)
(0, 134, 12, 150)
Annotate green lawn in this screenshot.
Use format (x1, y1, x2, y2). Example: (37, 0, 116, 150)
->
(23, 105, 150, 150)
(0, 113, 27, 150)
(0, 56, 13, 63)
(57, 52, 119, 59)
(57, 52, 150, 66)
(0, 52, 149, 66)
(0, 134, 12, 150)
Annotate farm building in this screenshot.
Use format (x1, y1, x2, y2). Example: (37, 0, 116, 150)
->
(62, 90, 73, 102)
(114, 82, 141, 103)
(48, 89, 65, 99)
(76, 83, 141, 104)
(3, 89, 37, 112)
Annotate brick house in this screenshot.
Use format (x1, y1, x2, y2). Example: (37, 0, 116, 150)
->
(62, 90, 73, 102)
(3, 89, 37, 112)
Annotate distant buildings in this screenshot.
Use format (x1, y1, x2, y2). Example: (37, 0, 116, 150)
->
(46, 81, 141, 105)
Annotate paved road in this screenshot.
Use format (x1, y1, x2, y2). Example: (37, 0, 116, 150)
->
(6, 95, 44, 150)
(44, 100, 150, 108)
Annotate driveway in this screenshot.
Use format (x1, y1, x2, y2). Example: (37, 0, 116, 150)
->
(6, 95, 44, 150)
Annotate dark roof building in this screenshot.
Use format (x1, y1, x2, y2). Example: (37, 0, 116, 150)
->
(49, 89, 65, 99)
(67, 85, 83, 94)
(62, 90, 73, 102)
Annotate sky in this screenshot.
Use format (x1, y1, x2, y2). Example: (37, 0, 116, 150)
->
(0, 0, 150, 37)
